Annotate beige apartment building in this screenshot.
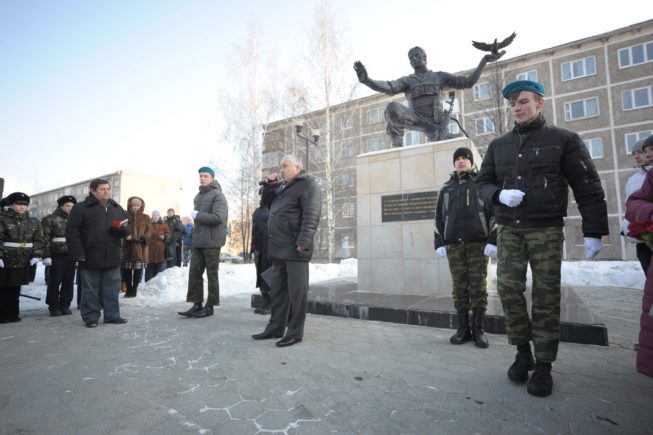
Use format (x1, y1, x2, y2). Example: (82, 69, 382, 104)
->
(28, 170, 183, 221)
(264, 19, 653, 261)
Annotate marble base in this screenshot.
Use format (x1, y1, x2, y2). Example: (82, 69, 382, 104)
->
(251, 279, 608, 346)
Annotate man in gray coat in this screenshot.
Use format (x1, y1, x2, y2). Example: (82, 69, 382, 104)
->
(252, 155, 322, 347)
(178, 166, 228, 318)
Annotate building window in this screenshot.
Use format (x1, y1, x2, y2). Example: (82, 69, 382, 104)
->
(564, 97, 599, 121)
(342, 203, 355, 218)
(618, 41, 653, 68)
(475, 117, 495, 135)
(516, 70, 538, 81)
(340, 173, 355, 189)
(366, 137, 384, 152)
(262, 151, 282, 169)
(342, 143, 354, 158)
(366, 107, 384, 124)
(561, 56, 597, 81)
(404, 130, 421, 146)
(473, 82, 491, 101)
(622, 86, 653, 111)
(447, 119, 460, 136)
(584, 137, 604, 159)
(625, 130, 653, 153)
(342, 116, 352, 129)
(264, 129, 280, 141)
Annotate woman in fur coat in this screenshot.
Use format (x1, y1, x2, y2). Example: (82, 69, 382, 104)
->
(121, 197, 152, 298)
(146, 210, 170, 282)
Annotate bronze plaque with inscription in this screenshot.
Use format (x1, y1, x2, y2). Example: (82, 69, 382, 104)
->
(381, 191, 438, 222)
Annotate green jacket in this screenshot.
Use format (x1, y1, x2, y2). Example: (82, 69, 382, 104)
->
(41, 207, 71, 256)
(0, 209, 45, 268)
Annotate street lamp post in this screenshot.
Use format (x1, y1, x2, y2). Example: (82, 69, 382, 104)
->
(294, 119, 320, 171)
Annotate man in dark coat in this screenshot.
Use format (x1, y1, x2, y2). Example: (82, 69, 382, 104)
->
(165, 208, 184, 268)
(476, 80, 609, 397)
(252, 155, 322, 347)
(41, 195, 77, 316)
(250, 176, 278, 315)
(66, 178, 131, 328)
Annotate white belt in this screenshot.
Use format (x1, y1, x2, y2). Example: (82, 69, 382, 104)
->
(52, 237, 66, 243)
(3, 242, 34, 248)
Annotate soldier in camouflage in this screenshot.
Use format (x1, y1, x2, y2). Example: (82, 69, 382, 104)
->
(41, 195, 77, 316)
(435, 147, 496, 348)
(0, 192, 45, 323)
(476, 80, 609, 397)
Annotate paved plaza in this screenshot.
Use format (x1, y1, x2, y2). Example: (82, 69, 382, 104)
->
(1, 285, 652, 434)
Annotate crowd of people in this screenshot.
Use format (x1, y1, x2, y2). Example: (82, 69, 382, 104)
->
(0, 79, 651, 396)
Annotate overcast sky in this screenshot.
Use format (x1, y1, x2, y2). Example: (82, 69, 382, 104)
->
(1, 0, 649, 210)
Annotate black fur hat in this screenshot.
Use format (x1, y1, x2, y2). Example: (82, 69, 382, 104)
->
(57, 195, 77, 207)
(6, 192, 30, 205)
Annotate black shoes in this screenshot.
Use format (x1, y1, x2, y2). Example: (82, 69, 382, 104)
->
(471, 309, 489, 349)
(252, 331, 283, 340)
(507, 344, 535, 382)
(105, 318, 128, 324)
(49, 306, 63, 317)
(60, 306, 72, 315)
(191, 305, 214, 318)
(450, 309, 471, 345)
(86, 321, 98, 328)
(178, 303, 202, 317)
(276, 336, 302, 347)
(527, 361, 553, 397)
(254, 294, 271, 315)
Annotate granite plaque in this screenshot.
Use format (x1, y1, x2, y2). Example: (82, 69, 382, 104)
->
(381, 191, 438, 222)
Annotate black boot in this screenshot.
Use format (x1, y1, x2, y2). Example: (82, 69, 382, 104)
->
(450, 309, 472, 345)
(254, 294, 271, 315)
(49, 306, 63, 317)
(178, 303, 202, 317)
(507, 343, 535, 382)
(191, 304, 213, 318)
(472, 308, 489, 348)
(527, 360, 553, 397)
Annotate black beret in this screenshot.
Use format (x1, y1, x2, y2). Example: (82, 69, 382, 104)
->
(7, 192, 30, 205)
(453, 147, 473, 166)
(57, 195, 77, 206)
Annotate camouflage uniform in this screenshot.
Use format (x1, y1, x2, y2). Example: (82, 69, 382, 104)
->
(186, 247, 221, 305)
(41, 208, 76, 311)
(446, 242, 488, 310)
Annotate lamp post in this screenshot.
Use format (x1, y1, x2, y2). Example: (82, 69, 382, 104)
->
(294, 118, 320, 171)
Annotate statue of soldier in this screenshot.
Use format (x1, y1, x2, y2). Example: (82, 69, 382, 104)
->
(354, 47, 500, 147)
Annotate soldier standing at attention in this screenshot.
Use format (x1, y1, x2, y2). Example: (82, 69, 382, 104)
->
(435, 147, 496, 348)
(41, 195, 77, 316)
(476, 80, 608, 397)
(0, 192, 45, 323)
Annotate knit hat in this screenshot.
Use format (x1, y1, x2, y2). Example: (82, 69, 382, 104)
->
(643, 135, 653, 150)
(502, 80, 545, 99)
(152, 210, 161, 217)
(198, 166, 215, 178)
(57, 195, 77, 207)
(7, 192, 30, 206)
(453, 147, 473, 165)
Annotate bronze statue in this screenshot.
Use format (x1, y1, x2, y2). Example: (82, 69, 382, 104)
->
(354, 39, 511, 147)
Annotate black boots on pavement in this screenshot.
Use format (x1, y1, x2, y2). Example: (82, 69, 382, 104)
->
(177, 302, 214, 318)
(254, 294, 271, 315)
(178, 303, 202, 317)
(450, 309, 489, 348)
(507, 343, 553, 397)
(508, 343, 535, 382)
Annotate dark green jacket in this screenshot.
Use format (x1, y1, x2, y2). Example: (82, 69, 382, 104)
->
(0, 209, 45, 268)
(41, 207, 71, 256)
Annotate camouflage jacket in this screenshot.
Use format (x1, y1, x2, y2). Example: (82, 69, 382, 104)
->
(0, 209, 45, 268)
(41, 207, 71, 256)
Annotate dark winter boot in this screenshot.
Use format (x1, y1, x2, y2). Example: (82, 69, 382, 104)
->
(49, 306, 63, 317)
(507, 343, 535, 382)
(527, 361, 553, 397)
(178, 303, 202, 317)
(191, 304, 214, 318)
(471, 308, 489, 348)
(450, 309, 472, 345)
(254, 294, 271, 315)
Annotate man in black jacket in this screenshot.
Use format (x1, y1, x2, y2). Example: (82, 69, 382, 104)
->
(435, 147, 496, 348)
(252, 156, 321, 347)
(476, 80, 608, 397)
(66, 178, 131, 328)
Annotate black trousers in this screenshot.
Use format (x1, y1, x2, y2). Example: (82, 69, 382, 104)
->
(636, 243, 652, 276)
(46, 254, 76, 309)
(0, 285, 21, 321)
(264, 260, 309, 339)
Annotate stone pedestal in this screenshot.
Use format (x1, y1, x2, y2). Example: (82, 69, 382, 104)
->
(356, 137, 483, 296)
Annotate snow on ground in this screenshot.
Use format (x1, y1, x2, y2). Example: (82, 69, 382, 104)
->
(18, 258, 643, 312)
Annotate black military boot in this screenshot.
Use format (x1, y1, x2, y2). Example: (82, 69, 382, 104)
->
(507, 343, 535, 382)
(527, 360, 553, 397)
(471, 308, 489, 348)
(49, 306, 63, 317)
(254, 294, 271, 315)
(178, 303, 202, 317)
(191, 304, 214, 318)
(450, 309, 471, 345)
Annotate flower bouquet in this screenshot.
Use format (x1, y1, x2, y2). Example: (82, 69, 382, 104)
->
(627, 219, 653, 250)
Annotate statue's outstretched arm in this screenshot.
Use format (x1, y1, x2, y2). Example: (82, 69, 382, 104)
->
(354, 61, 396, 95)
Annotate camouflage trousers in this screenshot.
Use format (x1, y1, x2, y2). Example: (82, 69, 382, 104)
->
(446, 242, 488, 311)
(497, 225, 564, 362)
(187, 247, 221, 306)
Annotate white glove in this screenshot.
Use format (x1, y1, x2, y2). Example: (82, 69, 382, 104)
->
(584, 237, 603, 259)
(30, 257, 41, 266)
(42, 258, 53, 266)
(0, 259, 4, 268)
(499, 189, 525, 207)
(191, 210, 199, 219)
(484, 244, 497, 258)
(436, 246, 447, 257)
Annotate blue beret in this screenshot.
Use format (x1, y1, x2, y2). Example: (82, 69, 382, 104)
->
(502, 80, 545, 99)
(198, 166, 215, 178)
